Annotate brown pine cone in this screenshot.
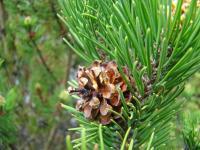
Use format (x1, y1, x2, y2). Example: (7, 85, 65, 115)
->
(68, 60, 132, 125)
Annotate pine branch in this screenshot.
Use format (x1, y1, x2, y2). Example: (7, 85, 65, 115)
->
(59, 0, 200, 149)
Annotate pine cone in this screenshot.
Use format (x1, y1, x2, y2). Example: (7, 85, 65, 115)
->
(68, 61, 132, 125)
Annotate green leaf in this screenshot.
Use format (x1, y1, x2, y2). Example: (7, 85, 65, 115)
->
(99, 124, 105, 150)
(61, 103, 82, 115)
(120, 127, 131, 150)
(146, 131, 155, 150)
(81, 128, 87, 150)
(5, 88, 17, 111)
(66, 135, 73, 150)
(128, 139, 134, 150)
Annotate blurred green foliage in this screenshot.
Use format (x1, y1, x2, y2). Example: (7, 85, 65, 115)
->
(0, 88, 17, 149)
(180, 73, 200, 149)
(182, 111, 200, 149)
(168, 73, 200, 149)
(0, 0, 80, 149)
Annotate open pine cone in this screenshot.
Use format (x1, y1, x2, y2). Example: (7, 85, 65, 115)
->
(68, 61, 133, 125)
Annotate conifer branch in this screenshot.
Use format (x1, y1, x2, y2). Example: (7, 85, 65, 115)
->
(59, 0, 200, 149)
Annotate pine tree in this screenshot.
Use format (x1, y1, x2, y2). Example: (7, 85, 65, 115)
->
(58, 0, 200, 149)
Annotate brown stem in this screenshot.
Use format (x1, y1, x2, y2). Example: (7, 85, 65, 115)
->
(11, 0, 59, 85)
(44, 125, 57, 150)
(31, 40, 58, 84)
(9, 144, 18, 150)
(65, 50, 73, 82)
(19, 135, 35, 150)
(0, 0, 13, 85)
(0, 0, 7, 29)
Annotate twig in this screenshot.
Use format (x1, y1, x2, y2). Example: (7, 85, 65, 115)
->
(11, 0, 59, 85)
(31, 40, 58, 84)
(9, 144, 18, 150)
(65, 50, 73, 82)
(19, 135, 35, 150)
(0, 0, 12, 84)
(44, 125, 57, 150)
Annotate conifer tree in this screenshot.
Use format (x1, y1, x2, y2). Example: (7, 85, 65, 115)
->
(59, 0, 200, 149)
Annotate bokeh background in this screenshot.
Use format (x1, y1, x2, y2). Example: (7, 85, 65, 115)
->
(0, 0, 81, 149)
(0, 0, 199, 149)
